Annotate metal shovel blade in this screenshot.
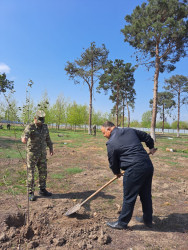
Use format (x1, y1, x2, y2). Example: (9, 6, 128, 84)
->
(64, 175, 119, 216)
(65, 203, 81, 216)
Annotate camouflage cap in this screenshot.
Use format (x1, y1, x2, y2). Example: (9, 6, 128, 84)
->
(36, 110, 46, 118)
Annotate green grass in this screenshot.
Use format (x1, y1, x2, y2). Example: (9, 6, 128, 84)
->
(50, 167, 83, 181)
(49, 128, 104, 149)
(166, 161, 184, 168)
(51, 173, 65, 179)
(0, 126, 105, 151)
(176, 149, 188, 153)
(179, 154, 188, 158)
(17, 170, 27, 184)
(0, 148, 26, 159)
(0, 127, 26, 159)
(0, 126, 187, 196)
(65, 167, 83, 175)
(1, 127, 95, 197)
(155, 133, 188, 156)
(12, 185, 27, 194)
(0, 126, 23, 138)
(157, 155, 173, 160)
(1, 167, 39, 195)
(166, 161, 179, 166)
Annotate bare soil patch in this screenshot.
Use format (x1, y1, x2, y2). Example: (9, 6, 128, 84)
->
(0, 134, 188, 249)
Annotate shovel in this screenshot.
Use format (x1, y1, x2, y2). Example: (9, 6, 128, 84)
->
(65, 148, 157, 216)
(64, 174, 121, 216)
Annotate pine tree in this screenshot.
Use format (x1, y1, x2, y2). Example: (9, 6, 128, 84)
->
(150, 91, 175, 133)
(65, 42, 109, 134)
(98, 60, 135, 127)
(121, 0, 188, 141)
(164, 74, 188, 137)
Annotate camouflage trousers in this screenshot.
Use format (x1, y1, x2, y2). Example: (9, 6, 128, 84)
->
(27, 151, 47, 193)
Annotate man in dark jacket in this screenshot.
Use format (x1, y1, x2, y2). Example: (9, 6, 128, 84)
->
(101, 121, 156, 230)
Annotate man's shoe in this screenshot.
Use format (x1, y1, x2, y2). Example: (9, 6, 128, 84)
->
(136, 216, 153, 228)
(39, 189, 52, 196)
(106, 221, 127, 230)
(29, 192, 36, 201)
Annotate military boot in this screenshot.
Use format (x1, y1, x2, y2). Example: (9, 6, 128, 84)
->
(29, 192, 36, 201)
(39, 188, 52, 196)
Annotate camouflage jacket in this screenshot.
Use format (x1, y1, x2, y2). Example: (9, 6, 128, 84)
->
(22, 123, 53, 153)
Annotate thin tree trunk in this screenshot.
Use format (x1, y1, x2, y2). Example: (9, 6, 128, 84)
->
(127, 107, 130, 127)
(177, 88, 180, 137)
(116, 82, 119, 127)
(162, 104, 164, 134)
(151, 42, 160, 142)
(88, 60, 94, 135)
(116, 101, 118, 127)
(88, 88, 92, 135)
(122, 99, 125, 128)
(125, 93, 130, 127)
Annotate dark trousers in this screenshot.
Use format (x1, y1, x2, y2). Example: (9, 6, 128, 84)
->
(118, 159, 154, 227)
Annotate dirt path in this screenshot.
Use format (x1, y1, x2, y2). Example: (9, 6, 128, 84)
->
(0, 139, 188, 249)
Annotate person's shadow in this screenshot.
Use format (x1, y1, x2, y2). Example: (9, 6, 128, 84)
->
(36, 190, 116, 214)
(132, 213, 188, 233)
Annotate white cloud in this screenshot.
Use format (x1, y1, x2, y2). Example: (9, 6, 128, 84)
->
(0, 63, 11, 74)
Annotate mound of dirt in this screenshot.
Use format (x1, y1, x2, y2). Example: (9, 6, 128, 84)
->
(0, 208, 112, 249)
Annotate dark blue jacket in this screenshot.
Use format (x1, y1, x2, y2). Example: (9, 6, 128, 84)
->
(106, 127, 154, 174)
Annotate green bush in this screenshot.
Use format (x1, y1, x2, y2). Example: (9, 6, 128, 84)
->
(130, 120, 141, 128)
(171, 121, 188, 129)
(156, 121, 171, 129)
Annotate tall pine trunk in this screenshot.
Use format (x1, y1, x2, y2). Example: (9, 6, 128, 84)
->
(122, 99, 125, 128)
(162, 104, 164, 134)
(116, 82, 120, 127)
(151, 42, 160, 142)
(88, 59, 94, 135)
(177, 88, 180, 137)
(88, 87, 92, 135)
(125, 93, 130, 127)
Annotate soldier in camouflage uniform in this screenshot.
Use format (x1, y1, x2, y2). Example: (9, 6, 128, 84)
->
(21, 110, 53, 201)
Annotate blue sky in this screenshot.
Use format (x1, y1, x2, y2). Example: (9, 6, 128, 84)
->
(0, 0, 187, 122)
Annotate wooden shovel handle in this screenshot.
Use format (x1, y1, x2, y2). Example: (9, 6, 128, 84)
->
(80, 175, 120, 206)
(80, 149, 157, 207)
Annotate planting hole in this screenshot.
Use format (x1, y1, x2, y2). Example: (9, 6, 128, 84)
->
(5, 212, 26, 228)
